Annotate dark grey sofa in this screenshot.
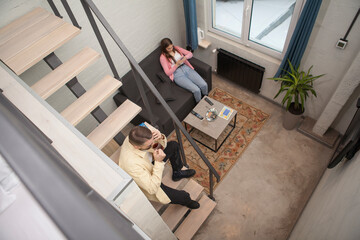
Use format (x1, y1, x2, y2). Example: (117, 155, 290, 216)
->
(113, 46, 212, 136)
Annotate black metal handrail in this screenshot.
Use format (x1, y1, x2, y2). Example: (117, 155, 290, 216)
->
(80, 0, 220, 199)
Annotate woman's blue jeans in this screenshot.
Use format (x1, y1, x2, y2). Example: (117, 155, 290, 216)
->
(173, 65, 208, 102)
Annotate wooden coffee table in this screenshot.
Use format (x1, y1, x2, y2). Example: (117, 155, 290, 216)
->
(183, 97, 237, 152)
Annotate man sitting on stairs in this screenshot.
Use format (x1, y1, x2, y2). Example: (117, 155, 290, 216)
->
(119, 123, 200, 209)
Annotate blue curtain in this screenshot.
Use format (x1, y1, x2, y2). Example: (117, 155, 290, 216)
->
(183, 0, 198, 51)
(275, 0, 322, 77)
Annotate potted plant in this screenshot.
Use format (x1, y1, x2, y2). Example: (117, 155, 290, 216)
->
(269, 60, 324, 130)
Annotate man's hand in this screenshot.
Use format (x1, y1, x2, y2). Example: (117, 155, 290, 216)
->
(153, 149, 166, 162)
(152, 128, 162, 141)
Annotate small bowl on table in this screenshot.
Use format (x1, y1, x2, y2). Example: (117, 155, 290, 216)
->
(205, 108, 218, 122)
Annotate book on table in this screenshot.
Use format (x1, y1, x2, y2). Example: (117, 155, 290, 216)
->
(218, 106, 234, 120)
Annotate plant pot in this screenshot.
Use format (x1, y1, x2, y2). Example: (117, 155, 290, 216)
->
(283, 103, 304, 130)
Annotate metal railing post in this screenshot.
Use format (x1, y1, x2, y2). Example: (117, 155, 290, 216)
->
(47, 0, 62, 18)
(209, 171, 214, 200)
(80, 0, 120, 80)
(129, 63, 157, 127)
(60, 0, 81, 28)
(173, 121, 188, 168)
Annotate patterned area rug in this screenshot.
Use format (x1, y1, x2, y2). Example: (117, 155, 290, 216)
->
(168, 87, 270, 192)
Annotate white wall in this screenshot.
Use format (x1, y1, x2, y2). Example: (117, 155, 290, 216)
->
(301, 0, 360, 134)
(332, 90, 360, 134)
(288, 150, 360, 240)
(194, 0, 360, 134)
(0, 0, 186, 135)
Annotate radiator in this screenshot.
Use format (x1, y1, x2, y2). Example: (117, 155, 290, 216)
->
(217, 48, 265, 93)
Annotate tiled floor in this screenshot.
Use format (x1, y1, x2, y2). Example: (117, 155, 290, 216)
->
(193, 74, 334, 240)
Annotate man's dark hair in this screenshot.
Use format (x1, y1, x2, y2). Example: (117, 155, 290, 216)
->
(129, 126, 152, 146)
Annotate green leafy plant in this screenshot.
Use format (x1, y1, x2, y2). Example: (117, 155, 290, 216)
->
(269, 60, 324, 112)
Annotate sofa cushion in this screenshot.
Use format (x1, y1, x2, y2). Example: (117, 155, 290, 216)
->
(156, 71, 172, 83)
(155, 81, 176, 104)
(150, 84, 195, 135)
(120, 47, 164, 102)
(159, 86, 196, 134)
(129, 84, 194, 135)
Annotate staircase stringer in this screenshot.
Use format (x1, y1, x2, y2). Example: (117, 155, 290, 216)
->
(0, 62, 131, 199)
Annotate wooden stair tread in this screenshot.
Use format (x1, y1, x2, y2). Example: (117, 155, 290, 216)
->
(103, 139, 120, 158)
(0, 7, 51, 46)
(151, 201, 164, 212)
(6, 22, 80, 75)
(150, 165, 188, 212)
(32, 47, 100, 99)
(162, 179, 204, 231)
(87, 100, 141, 149)
(161, 164, 191, 189)
(109, 147, 121, 165)
(0, 14, 65, 61)
(175, 195, 216, 240)
(162, 167, 184, 189)
(61, 75, 121, 125)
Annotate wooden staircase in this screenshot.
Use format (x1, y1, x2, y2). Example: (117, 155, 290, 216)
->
(0, 7, 216, 240)
(148, 165, 217, 240)
(0, 7, 141, 155)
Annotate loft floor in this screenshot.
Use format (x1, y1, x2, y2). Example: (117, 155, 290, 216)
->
(193, 73, 333, 239)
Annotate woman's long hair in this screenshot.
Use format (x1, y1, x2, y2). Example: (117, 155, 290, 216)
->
(160, 38, 178, 63)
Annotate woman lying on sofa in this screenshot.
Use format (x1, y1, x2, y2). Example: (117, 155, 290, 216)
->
(159, 38, 208, 103)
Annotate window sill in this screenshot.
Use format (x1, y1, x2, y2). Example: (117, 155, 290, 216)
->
(206, 31, 282, 65)
(198, 40, 211, 49)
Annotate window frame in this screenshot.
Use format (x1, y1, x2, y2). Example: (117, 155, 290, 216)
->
(207, 0, 305, 59)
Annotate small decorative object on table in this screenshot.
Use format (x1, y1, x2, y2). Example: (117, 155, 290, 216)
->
(205, 108, 218, 121)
